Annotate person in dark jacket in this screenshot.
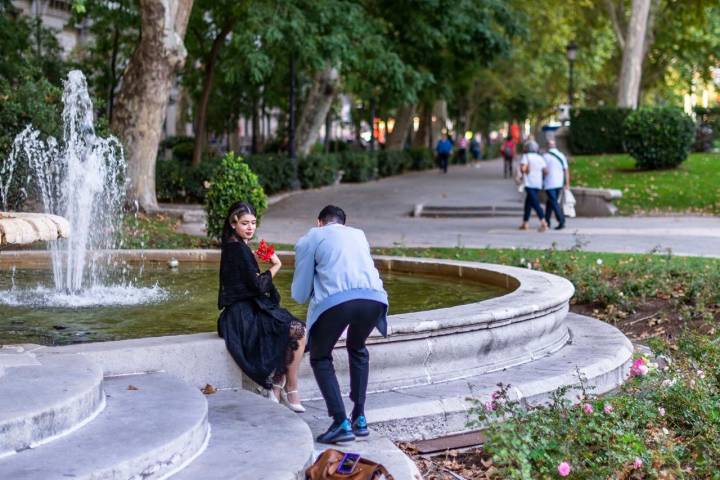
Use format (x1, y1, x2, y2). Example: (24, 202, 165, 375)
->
(217, 201, 306, 412)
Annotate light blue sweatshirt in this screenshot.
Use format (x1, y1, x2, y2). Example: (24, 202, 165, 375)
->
(291, 223, 388, 335)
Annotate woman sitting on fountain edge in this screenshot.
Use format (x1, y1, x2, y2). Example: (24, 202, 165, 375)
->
(217, 201, 306, 412)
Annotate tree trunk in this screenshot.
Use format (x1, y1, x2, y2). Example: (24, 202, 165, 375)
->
(296, 67, 339, 157)
(251, 96, 259, 154)
(617, 0, 651, 108)
(107, 24, 120, 123)
(385, 104, 415, 151)
(191, 19, 235, 166)
(112, 0, 193, 212)
(412, 104, 430, 148)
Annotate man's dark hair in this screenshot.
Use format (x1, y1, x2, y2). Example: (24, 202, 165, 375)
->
(318, 205, 346, 225)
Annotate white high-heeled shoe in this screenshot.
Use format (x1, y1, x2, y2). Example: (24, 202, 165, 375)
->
(268, 378, 285, 404)
(280, 389, 305, 413)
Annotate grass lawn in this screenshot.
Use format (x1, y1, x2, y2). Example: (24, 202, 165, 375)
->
(572, 153, 720, 215)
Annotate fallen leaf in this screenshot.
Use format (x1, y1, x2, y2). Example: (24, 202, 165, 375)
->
(128, 385, 139, 391)
(201, 383, 217, 395)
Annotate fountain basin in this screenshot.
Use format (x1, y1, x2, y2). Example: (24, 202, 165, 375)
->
(1, 250, 632, 441)
(0, 250, 575, 395)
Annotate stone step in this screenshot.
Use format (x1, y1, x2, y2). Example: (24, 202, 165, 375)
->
(0, 373, 209, 480)
(301, 314, 632, 442)
(171, 388, 314, 480)
(0, 351, 104, 457)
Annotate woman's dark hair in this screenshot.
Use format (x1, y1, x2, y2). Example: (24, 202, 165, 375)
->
(317, 205, 346, 225)
(222, 201, 256, 243)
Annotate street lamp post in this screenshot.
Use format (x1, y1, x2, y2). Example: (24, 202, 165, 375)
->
(566, 41, 578, 109)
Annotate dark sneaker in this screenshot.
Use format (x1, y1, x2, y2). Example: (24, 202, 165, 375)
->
(555, 223, 565, 230)
(352, 415, 369, 437)
(316, 419, 355, 444)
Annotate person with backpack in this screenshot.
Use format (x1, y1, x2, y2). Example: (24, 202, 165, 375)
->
(501, 135, 515, 178)
(543, 140, 570, 230)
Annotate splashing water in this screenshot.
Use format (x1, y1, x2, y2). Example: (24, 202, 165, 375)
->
(0, 70, 163, 307)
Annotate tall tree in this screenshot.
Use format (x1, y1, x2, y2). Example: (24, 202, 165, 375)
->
(110, 0, 193, 211)
(608, 0, 653, 108)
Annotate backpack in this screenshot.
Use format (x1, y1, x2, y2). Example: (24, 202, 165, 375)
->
(503, 144, 513, 158)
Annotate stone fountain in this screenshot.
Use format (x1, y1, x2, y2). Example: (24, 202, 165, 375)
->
(0, 212, 69, 246)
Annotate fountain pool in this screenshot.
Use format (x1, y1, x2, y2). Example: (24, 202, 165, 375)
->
(0, 263, 507, 346)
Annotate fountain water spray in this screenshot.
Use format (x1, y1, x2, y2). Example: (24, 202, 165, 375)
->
(0, 70, 165, 307)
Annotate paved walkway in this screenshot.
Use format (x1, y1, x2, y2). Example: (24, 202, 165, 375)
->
(255, 159, 720, 257)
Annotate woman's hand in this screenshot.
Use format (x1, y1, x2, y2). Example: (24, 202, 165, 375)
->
(269, 253, 281, 267)
(267, 253, 282, 278)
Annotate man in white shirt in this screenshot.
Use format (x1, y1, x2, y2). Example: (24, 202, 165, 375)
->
(519, 140, 549, 232)
(543, 140, 570, 230)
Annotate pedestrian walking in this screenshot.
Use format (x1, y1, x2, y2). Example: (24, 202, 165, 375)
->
(519, 140, 549, 232)
(436, 132, 453, 174)
(543, 140, 570, 230)
(470, 135, 481, 162)
(501, 135, 515, 178)
(456, 135, 468, 165)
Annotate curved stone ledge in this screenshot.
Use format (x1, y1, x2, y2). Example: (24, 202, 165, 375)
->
(6, 250, 577, 400)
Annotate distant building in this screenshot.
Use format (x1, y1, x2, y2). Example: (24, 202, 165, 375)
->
(12, 1, 89, 57)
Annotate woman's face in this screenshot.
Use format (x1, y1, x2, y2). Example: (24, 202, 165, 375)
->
(232, 213, 257, 241)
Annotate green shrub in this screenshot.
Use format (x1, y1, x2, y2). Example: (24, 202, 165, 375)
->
(377, 150, 412, 177)
(204, 152, 268, 240)
(298, 153, 339, 189)
(569, 107, 632, 154)
(623, 107, 695, 169)
(407, 147, 434, 170)
(156, 156, 219, 202)
(471, 334, 720, 479)
(339, 151, 378, 182)
(244, 153, 295, 194)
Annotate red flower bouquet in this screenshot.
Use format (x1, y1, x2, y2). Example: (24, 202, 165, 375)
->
(255, 239, 275, 263)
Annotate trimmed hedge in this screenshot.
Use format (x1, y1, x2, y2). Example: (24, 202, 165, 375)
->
(298, 153, 339, 189)
(408, 147, 434, 170)
(204, 152, 268, 240)
(339, 151, 378, 182)
(244, 153, 295, 194)
(156, 157, 219, 202)
(569, 107, 632, 155)
(377, 150, 412, 177)
(623, 107, 695, 170)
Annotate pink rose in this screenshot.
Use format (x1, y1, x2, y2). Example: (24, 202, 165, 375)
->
(603, 403, 614, 414)
(630, 358, 649, 377)
(557, 461, 571, 477)
(658, 407, 665, 417)
(582, 403, 593, 414)
(484, 401, 496, 412)
(633, 457, 643, 469)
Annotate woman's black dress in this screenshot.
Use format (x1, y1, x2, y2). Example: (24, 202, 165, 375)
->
(217, 238, 305, 389)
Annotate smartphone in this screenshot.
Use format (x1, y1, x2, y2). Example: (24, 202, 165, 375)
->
(336, 452, 361, 474)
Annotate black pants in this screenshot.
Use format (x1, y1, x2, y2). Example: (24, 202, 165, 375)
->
(309, 299, 385, 423)
(437, 152, 449, 173)
(503, 157, 513, 178)
(545, 188, 565, 226)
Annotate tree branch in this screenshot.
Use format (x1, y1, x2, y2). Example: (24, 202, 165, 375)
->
(642, 0, 660, 58)
(605, 0, 626, 50)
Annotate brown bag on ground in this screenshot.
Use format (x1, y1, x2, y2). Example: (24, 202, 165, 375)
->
(305, 448, 394, 480)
